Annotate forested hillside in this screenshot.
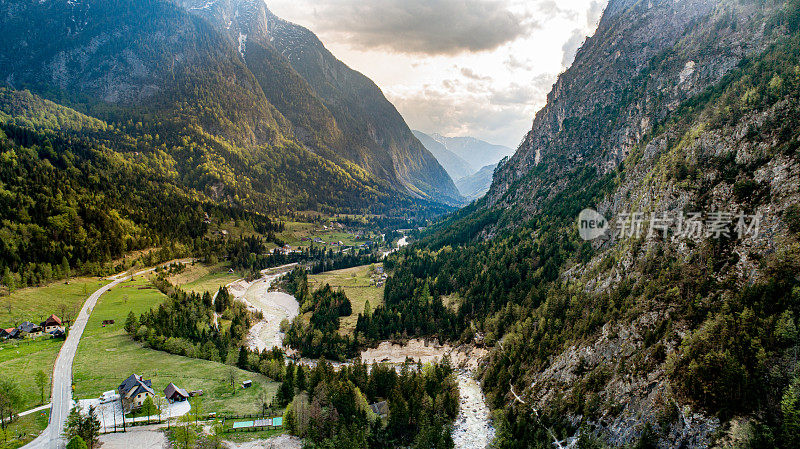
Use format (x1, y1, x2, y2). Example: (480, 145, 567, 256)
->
(378, 0, 800, 447)
(0, 0, 457, 288)
(0, 0, 460, 206)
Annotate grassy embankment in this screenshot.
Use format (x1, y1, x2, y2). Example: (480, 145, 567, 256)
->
(308, 264, 385, 335)
(166, 262, 241, 295)
(73, 275, 278, 415)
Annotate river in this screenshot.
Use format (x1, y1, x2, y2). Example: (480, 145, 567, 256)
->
(233, 251, 494, 448)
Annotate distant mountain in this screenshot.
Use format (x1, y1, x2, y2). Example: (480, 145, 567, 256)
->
(454, 164, 496, 200)
(430, 133, 513, 173)
(412, 130, 473, 181)
(0, 0, 461, 207)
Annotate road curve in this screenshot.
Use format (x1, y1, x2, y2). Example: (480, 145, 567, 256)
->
(23, 261, 190, 449)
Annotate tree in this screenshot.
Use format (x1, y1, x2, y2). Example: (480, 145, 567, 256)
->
(190, 396, 203, 426)
(124, 311, 138, 334)
(141, 396, 157, 425)
(0, 379, 22, 429)
(237, 346, 249, 370)
(61, 256, 71, 279)
(1, 268, 13, 293)
(781, 376, 800, 446)
(64, 405, 100, 448)
(35, 370, 49, 404)
(66, 436, 88, 449)
(173, 416, 197, 449)
(227, 367, 237, 395)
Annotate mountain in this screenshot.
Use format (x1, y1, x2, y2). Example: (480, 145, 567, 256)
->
(454, 164, 497, 200)
(172, 0, 461, 205)
(412, 130, 473, 181)
(430, 133, 513, 173)
(374, 0, 800, 447)
(0, 0, 460, 206)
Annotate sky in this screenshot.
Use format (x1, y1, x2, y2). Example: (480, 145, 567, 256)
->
(267, 0, 608, 149)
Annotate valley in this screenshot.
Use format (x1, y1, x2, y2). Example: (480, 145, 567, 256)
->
(1, 0, 799, 448)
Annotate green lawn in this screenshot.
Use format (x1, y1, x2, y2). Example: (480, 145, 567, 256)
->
(0, 277, 105, 328)
(0, 277, 107, 412)
(166, 262, 240, 295)
(309, 265, 385, 335)
(73, 276, 279, 414)
(0, 337, 61, 410)
(0, 409, 50, 449)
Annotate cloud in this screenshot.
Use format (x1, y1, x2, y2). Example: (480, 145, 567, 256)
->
(389, 74, 555, 147)
(305, 0, 536, 55)
(586, 0, 605, 27)
(561, 28, 586, 68)
(460, 68, 491, 81)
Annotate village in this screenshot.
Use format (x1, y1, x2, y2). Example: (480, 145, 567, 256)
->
(1, 314, 66, 340)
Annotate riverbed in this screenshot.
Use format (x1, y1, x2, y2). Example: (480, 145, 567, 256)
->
(228, 264, 298, 351)
(235, 259, 495, 448)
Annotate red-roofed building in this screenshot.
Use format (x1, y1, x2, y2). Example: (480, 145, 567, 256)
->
(41, 315, 63, 333)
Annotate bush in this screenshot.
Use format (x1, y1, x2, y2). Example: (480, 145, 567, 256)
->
(66, 436, 88, 449)
(785, 204, 800, 234)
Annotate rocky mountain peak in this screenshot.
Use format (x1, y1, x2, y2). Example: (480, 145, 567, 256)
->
(488, 0, 770, 211)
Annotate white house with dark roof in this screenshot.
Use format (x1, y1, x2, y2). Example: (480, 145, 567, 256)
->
(118, 374, 155, 411)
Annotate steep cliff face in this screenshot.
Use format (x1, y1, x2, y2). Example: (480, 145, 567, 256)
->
(260, 6, 462, 204)
(476, 0, 800, 446)
(489, 0, 774, 211)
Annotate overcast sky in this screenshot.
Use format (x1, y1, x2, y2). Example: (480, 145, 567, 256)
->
(267, 0, 607, 148)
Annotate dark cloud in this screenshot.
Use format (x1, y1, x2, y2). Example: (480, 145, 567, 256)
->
(307, 0, 536, 55)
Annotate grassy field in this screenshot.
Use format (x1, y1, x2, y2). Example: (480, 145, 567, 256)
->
(73, 276, 279, 415)
(0, 277, 107, 413)
(0, 337, 61, 410)
(1, 409, 50, 449)
(0, 277, 105, 328)
(166, 262, 240, 295)
(309, 265, 385, 335)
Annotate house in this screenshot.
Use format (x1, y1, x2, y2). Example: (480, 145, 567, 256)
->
(41, 315, 63, 333)
(369, 401, 389, 419)
(0, 328, 19, 339)
(118, 374, 155, 411)
(164, 383, 189, 403)
(17, 321, 42, 338)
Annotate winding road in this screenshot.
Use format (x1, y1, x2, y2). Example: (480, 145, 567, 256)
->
(23, 262, 191, 449)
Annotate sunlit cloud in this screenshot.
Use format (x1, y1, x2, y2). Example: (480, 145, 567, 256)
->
(267, 0, 608, 147)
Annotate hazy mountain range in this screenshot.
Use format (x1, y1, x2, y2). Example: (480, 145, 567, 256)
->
(413, 129, 512, 199)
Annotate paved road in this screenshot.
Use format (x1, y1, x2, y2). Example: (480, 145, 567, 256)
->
(23, 261, 191, 449)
